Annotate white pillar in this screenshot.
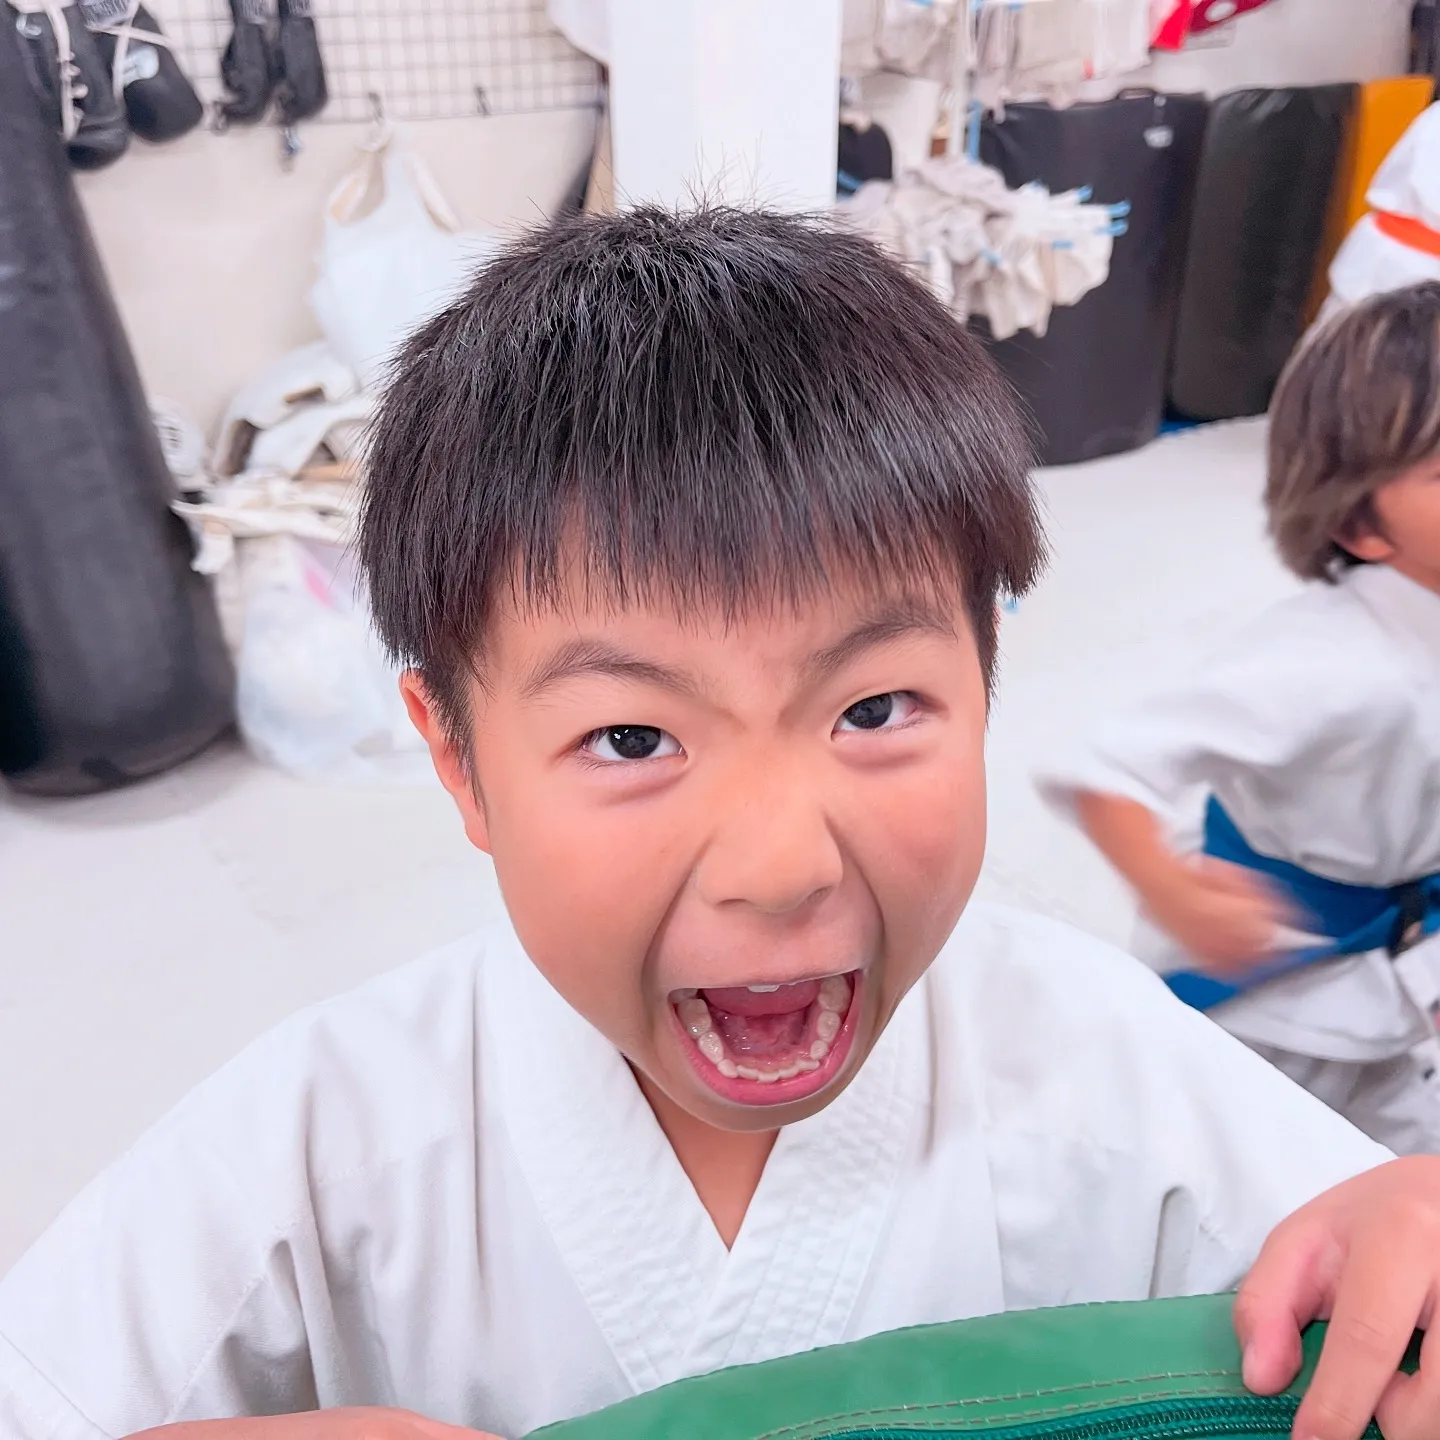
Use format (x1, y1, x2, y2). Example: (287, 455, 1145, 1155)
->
(607, 0, 843, 212)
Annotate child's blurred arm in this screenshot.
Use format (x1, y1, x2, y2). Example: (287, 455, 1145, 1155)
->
(128, 1410, 500, 1440)
(1074, 790, 1291, 974)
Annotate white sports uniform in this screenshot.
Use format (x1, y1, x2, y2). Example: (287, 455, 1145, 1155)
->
(0, 904, 1387, 1440)
(1040, 563, 1440, 1153)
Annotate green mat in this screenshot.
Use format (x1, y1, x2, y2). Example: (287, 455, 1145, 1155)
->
(527, 1294, 1383, 1440)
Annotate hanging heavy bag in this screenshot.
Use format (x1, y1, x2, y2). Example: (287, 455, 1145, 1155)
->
(9, 0, 128, 168)
(80, 0, 202, 144)
(978, 91, 1210, 466)
(1168, 85, 1356, 422)
(275, 0, 326, 125)
(219, 0, 274, 125)
(0, 15, 234, 795)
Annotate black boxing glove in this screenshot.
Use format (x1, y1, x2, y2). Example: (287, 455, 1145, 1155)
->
(219, 0, 274, 125)
(81, 0, 202, 144)
(10, 1, 128, 168)
(275, 0, 326, 124)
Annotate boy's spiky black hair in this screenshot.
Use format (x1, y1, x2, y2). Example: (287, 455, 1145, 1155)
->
(361, 206, 1045, 747)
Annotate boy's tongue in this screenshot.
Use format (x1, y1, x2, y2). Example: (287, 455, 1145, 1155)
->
(699, 981, 820, 1058)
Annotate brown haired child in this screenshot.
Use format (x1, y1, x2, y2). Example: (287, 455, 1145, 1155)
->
(1043, 282, 1440, 1155)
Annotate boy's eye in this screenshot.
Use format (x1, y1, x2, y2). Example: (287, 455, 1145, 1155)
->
(583, 725, 683, 763)
(835, 691, 917, 732)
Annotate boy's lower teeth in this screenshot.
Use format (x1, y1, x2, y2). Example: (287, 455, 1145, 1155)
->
(675, 974, 852, 1083)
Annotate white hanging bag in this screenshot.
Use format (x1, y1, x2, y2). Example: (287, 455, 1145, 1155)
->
(310, 125, 502, 390)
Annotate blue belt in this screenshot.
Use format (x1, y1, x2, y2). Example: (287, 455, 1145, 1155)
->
(1164, 798, 1440, 1012)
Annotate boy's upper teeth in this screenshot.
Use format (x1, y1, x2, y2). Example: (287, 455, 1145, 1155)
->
(674, 971, 856, 999)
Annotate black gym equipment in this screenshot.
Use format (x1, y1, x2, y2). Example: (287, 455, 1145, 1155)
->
(0, 16, 234, 794)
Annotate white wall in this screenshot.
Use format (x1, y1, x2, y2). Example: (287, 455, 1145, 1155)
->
(607, 0, 842, 210)
(76, 110, 597, 434)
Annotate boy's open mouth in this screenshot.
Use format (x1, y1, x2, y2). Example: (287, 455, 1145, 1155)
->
(669, 970, 861, 1106)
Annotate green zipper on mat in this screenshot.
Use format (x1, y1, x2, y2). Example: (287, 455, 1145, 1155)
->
(821, 1396, 1383, 1440)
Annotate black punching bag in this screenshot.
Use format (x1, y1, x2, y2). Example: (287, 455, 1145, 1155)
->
(0, 17, 234, 795)
(978, 91, 1210, 465)
(1167, 85, 1357, 421)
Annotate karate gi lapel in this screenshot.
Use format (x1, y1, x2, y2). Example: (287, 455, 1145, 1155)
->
(483, 925, 937, 1390)
(483, 926, 727, 1394)
(676, 979, 928, 1375)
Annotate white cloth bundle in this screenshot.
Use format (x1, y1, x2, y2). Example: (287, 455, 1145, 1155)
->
(838, 155, 1118, 338)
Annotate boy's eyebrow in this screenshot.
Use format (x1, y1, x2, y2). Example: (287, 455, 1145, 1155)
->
(800, 602, 957, 688)
(521, 639, 703, 700)
(521, 602, 957, 701)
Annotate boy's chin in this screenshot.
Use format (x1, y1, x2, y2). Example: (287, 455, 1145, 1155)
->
(664, 1057, 868, 1131)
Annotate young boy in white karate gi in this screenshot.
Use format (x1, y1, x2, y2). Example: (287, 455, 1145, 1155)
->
(1041, 283, 1440, 1156)
(3, 212, 1440, 1440)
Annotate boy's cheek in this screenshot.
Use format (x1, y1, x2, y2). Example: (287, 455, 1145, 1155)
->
(485, 791, 684, 1038)
(860, 749, 988, 954)
(829, 801, 983, 1043)
(857, 739, 986, 882)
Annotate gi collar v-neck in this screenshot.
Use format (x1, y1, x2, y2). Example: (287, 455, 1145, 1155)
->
(481, 923, 945, 1393)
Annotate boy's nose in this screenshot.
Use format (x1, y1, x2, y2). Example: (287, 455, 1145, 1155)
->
(694, 763, 844, 916)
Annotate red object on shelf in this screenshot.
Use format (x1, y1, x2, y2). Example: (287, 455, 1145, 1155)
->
(1188, 0, 1278, 36)
(1151, 0, 1197, 51)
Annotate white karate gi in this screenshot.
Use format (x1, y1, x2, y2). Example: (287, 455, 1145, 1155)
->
(1039, 563, 1440, 1152)
(0, 904, 1387, 1440)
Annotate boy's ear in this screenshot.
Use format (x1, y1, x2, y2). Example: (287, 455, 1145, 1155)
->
(1336, 493, 1397, 565)
(399, 672, 492, 854)
(1338, 528, 1395, 564)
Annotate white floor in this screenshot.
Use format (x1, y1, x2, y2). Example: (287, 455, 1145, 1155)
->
(0, 416, 1301, 1274)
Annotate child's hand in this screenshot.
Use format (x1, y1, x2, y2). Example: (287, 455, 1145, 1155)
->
(1236, 1156, 1440, 1440)
(1074, 792, 1292, 975)
(128, 1408, 502, 1440)
(1145, 855, 1293, 975)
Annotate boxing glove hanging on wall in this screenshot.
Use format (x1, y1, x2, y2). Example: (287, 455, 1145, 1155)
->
(9, 0, 128, 168)
(275, 0, 325, 125)
(80, 0, 203, 144)
(0, 15, 235, 794)
(219, 0, 274, 124)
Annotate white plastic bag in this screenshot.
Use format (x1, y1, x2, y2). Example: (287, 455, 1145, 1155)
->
(309, 128, 502, 390)
(174, 470, 431, 784)
(234, 535, 432, 783)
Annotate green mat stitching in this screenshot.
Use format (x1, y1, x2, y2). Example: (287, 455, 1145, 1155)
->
(754, 1380, 1268, 1440)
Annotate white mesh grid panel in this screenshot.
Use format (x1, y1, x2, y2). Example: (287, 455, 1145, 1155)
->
(150, 0, 604, 122)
